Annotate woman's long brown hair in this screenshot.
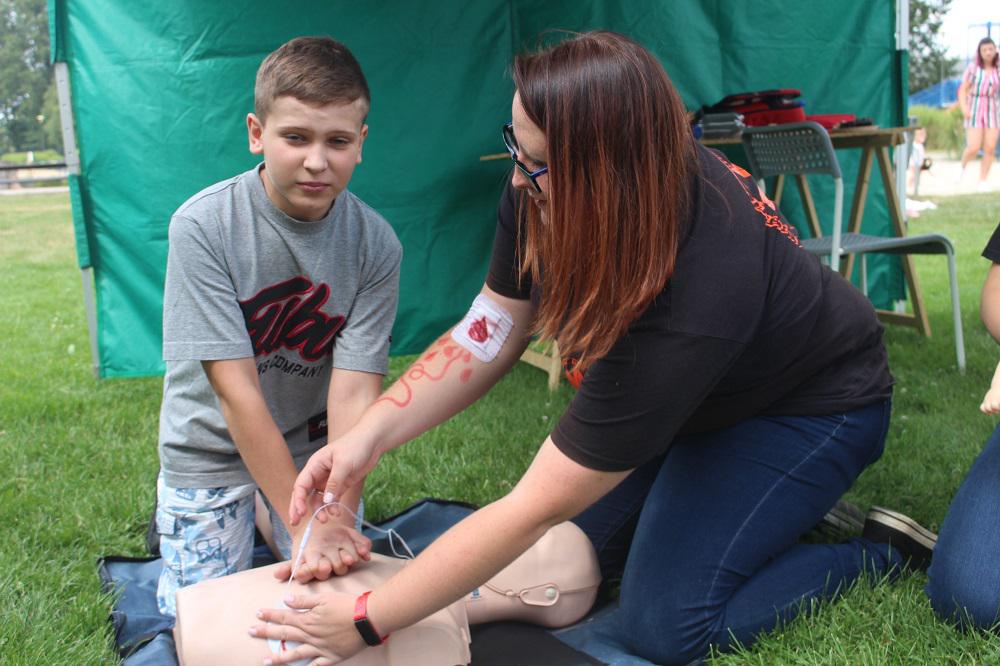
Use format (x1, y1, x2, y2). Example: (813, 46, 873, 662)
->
(513, 31, 695, 370)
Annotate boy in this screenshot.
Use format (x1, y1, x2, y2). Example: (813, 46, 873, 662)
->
(155, 36, 401, 616)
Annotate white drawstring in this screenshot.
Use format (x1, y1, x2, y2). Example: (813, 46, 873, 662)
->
(269, 501, 415, 664)
(286, 500, 414, 586)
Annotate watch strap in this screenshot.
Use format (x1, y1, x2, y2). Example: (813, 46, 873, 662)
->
(353, 591, 388, 647)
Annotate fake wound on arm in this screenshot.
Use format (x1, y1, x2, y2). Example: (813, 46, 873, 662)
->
(369, 288, 533, 444)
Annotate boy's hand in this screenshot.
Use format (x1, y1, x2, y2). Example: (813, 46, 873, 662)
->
(981, 387, 1000, 415)
(276, 519, 372, 583)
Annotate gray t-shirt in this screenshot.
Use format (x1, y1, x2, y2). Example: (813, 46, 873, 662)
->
(158, 164, 402, 487)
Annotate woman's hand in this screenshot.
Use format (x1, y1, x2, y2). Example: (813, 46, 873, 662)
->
(958, 79, 971, 120)
(276, 520, 372, 583)
(981, 386, 1000, 414)
(289, 432, 383, 527)
(250, 591, 365, 665)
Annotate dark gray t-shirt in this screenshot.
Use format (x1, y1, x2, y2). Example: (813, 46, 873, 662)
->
(159, 164, 402, 487)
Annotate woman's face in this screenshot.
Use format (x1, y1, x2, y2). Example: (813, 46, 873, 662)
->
(981, 41, 997, 64)
(510, 92, 549, 212)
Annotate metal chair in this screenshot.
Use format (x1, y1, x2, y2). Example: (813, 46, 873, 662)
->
(741, 121, 965, 372)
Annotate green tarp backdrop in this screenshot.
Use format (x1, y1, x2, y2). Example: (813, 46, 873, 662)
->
(49, 0, 905, 378)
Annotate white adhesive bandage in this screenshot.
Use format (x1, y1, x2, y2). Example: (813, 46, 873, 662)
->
(450, 294, 514, 363)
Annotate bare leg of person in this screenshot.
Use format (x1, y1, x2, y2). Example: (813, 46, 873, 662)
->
(980, 128, 1000, 183)
(254, 491, 282, 560)
(962, 127, 984, 170)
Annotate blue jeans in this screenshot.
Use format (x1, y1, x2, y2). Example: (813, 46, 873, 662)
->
(572, 399, 899, 665)
(926, 421, 1000, 629)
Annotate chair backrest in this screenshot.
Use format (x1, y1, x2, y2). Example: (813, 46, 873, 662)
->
(740, 121, 842, 180)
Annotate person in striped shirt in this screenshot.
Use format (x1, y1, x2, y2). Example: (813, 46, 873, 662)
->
(958, 37, 999, 190)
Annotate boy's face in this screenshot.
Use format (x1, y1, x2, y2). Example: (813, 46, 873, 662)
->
(247, 96, 368, 221)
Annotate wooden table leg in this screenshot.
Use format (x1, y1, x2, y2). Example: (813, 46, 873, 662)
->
(874, 146, 931, 336)
(794, 174, 822, 238)
(772, 174, 786, 207)
(840, 146, 874, 280)
(520, 340, 563, 391)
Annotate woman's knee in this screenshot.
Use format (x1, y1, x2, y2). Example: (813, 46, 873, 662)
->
(984, 129, 1000, 151)
(927, 567, 1000, 630)
(926, 424, 1000, 630)
(983, 131, 999, 154)
(619, 596, 717, 665)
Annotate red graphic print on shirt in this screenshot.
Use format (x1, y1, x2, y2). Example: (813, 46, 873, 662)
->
(564, 357, 585, 390)
(711, 152, 801, 246)
(239, 277, 345, 361)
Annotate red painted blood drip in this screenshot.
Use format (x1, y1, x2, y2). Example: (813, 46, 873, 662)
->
(468, 316, 489, 343)
(376, 339, 472, 408)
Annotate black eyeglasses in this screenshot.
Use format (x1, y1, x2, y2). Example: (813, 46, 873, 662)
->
(502, 122, 548, 192)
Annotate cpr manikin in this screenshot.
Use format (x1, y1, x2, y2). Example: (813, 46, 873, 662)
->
(173, 508, 601, 666)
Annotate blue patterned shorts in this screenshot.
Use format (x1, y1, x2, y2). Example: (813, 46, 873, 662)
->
(155, 473, 292, 617)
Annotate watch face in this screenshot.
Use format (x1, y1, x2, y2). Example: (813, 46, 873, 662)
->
(354, 617, 384, 646)
(353, 590, 386, 646)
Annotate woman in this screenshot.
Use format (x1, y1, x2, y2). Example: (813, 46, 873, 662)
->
(253, 32, 928, 665)
(925, 222, 1000, 629)
(957, 37, 999, 190)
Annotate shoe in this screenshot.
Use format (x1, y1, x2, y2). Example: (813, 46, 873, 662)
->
(978, 181, 990, 192)
(862, 506, 936, 571)
(820, 499, 866, 534)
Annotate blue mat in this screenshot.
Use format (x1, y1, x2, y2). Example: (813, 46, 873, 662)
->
(100, 498, 656, 665)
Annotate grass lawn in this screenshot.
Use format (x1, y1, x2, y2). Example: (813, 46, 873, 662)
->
(2, 190, 1000, 664)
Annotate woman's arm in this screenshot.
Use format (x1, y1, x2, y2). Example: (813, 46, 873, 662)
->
(958, 75, 972, 118)
(980, 265, 1000, 415)
(981, 263, 1000, 342)
(254, 437, 631, 664)
(980, 360, 1000, 414)
(366, 438, 629, 634)
(289, 285, 537, 525)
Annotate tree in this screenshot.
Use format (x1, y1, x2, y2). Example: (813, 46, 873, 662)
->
(909, 0, 959, 94)
(40, 75, 63, 153)
(0, 0, 52, 153)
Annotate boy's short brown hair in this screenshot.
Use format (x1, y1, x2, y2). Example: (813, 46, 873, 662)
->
(254, 36, 370, 123)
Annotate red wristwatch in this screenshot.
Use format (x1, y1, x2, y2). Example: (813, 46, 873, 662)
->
(353, 591, 389, 646)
